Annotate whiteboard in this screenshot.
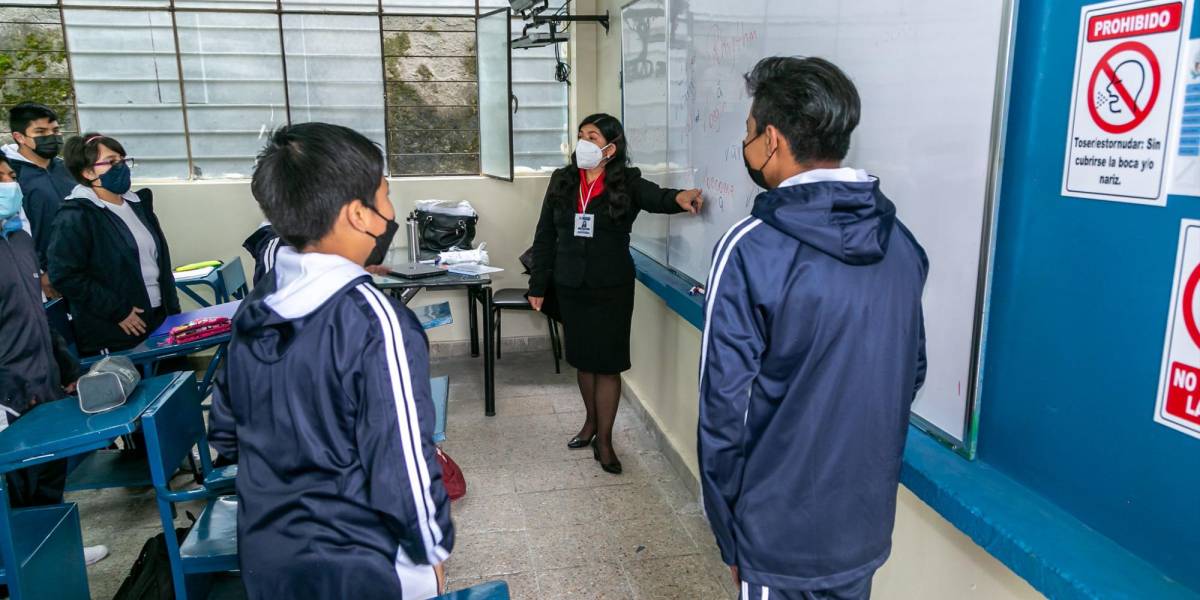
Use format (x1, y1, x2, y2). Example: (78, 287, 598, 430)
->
(622, 0, 671, 264)
(621, 0, 1016, 455)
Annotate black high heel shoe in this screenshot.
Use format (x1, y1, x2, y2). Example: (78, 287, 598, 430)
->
(592, 439, 622, 474)
(567, 433, 596, 449)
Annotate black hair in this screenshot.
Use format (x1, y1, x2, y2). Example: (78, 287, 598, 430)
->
(555, 113, 633, 219)
(744, 56, 860, 162)
(8, 102, 59, 137)
(63, 133, 127, 186)
(251, 122, 384, 249)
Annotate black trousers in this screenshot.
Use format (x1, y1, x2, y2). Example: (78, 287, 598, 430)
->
(5, 459, 66, 508)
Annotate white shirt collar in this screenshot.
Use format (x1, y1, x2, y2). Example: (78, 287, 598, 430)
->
(18, 206, 30, 236)
(69, 184, 140, 209)
(266, 247, 369, 319)
(777, 167, 873, 189)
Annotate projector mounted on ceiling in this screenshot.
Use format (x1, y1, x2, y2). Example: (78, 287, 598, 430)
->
(508, 0, 609, 49)
(511, 28, 570, 50)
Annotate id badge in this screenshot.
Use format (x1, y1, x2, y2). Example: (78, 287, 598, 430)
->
(574, 213, 595, 238)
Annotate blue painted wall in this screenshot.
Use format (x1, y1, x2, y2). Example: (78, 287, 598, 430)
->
(981, 0, 1200, 590)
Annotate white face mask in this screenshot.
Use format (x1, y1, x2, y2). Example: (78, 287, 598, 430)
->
(575, 139, 612, 170)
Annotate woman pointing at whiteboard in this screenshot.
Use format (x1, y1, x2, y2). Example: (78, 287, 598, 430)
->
(528, 113, 703, 474)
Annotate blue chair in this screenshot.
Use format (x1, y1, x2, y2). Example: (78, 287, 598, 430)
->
(141, 376, 240, 600)
(431, 376, 449, 444)
(43, 297, 78, 359)
(0, 503, 89, 600)
(176, 257, 248, 307)
(434, 581, 510, 599)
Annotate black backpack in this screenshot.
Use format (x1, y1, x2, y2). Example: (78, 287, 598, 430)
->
(111, 527, 189, 600)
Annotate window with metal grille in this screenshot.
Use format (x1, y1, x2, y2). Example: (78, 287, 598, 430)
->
(0, 0, 570, 179)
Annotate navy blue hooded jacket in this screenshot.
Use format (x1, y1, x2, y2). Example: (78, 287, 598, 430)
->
(209, 247, 453, 600)
(4, 145, 76, 270)
(698, 169, 927, 591)
(240, 222, 283, 287)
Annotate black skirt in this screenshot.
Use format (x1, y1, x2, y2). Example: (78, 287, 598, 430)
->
(555, 282, 635, 374)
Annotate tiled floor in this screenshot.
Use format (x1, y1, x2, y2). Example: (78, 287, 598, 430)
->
(438, 353, 736, 600)
(67, 351, 736, 599)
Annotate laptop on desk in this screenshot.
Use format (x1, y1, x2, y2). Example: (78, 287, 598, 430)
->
(389, 263, 445, 280)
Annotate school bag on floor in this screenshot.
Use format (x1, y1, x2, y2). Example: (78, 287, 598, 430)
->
(111, 527, 188, 600)
(437, 448, 466, 501)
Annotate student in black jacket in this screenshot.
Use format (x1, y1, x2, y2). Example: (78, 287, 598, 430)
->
(48, 134, 180, 356)
(528, 113, 703, 474)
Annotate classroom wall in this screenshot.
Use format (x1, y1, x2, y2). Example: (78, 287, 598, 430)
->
(146, 175, 551, 346)
(581, 0, 1046, 596)
(979, 0, 1200, 590)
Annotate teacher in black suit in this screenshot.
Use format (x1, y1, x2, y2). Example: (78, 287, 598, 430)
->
(528, 113, 703, 474)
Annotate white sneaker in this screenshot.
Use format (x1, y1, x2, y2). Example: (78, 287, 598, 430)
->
(84, 545, 109, 566)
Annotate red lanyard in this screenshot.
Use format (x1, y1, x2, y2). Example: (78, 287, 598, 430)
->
(578, 172, 604, 214)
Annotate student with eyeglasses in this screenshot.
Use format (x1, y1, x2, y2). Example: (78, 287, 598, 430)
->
(48, 134, 180, 356)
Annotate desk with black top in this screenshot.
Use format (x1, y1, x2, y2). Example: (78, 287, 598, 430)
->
(372, 270, 497, 416)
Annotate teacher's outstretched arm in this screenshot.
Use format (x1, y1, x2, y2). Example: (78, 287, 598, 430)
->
(633, 174, 704, 215)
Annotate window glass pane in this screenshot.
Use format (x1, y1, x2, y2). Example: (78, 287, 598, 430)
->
(283, 14, 385, 152)
(0, 7, 78, 140)
(477, 8, 509, 179)
(173, 0, 276, 11)
(177, 12, 286, 178)
(383, 15, 478, 176)
(511, 18, 566, 172)
(65, 0, 170, 8)
(382, 1, 477, 16)
(280, 0, 378, 14)
(64, 9, 187, 179)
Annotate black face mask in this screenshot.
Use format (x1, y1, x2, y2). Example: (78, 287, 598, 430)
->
(363, 206, 399, 267)
(743, 132, 776, 190)
(28, 134, 63, 160)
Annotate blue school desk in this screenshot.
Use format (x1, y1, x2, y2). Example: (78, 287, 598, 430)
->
(373, 271, 497, 416)
(0, 373, 192, 600)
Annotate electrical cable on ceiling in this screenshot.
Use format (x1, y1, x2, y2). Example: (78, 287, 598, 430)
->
(553, 0, 573, 84)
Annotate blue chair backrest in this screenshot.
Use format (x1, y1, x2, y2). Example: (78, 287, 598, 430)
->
(43, 298, 77, 358)
(140, 378, 209, 492)
(216, 257, 248, 301)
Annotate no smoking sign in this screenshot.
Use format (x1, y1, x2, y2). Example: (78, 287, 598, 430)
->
(1062, 0, 1188, 205)
(1155, 219, 1200, 440)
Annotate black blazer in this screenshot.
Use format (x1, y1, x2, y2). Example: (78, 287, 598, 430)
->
(48, 188, 180, 355)
(529, 166, 683, 296)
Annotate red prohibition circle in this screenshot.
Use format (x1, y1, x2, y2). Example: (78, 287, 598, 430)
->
(1182, 262, 1200, 349)
(1086, 40, 1161, 134)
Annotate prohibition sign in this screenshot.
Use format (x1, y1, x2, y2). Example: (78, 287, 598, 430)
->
(1182, 262, 1200, 349)
(1087, 41, 1161, 134)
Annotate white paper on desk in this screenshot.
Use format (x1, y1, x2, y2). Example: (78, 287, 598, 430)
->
(172, 266, 215, 281)
(447, 263, 503, 276)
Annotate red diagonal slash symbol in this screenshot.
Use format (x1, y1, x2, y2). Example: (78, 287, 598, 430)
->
(1086, 41, 1161, 134)
(1100, 61, 1147, 122)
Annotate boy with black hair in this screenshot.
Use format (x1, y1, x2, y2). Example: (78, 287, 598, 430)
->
(699, 56, 928, 600)
(209, 122, 452, 600)
(4, 103, 76, 297)
(0, 154, 108, 565)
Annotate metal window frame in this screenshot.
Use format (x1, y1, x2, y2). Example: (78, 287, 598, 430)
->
(0, 0, 501, 179)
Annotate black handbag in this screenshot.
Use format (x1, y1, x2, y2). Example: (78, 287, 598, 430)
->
(416, 210, 477, 252)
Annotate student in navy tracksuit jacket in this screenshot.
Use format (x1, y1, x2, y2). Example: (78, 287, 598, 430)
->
(209, 123, 452, 600)
(699, 57, 928, 600)
(241, 221, 282, 287)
